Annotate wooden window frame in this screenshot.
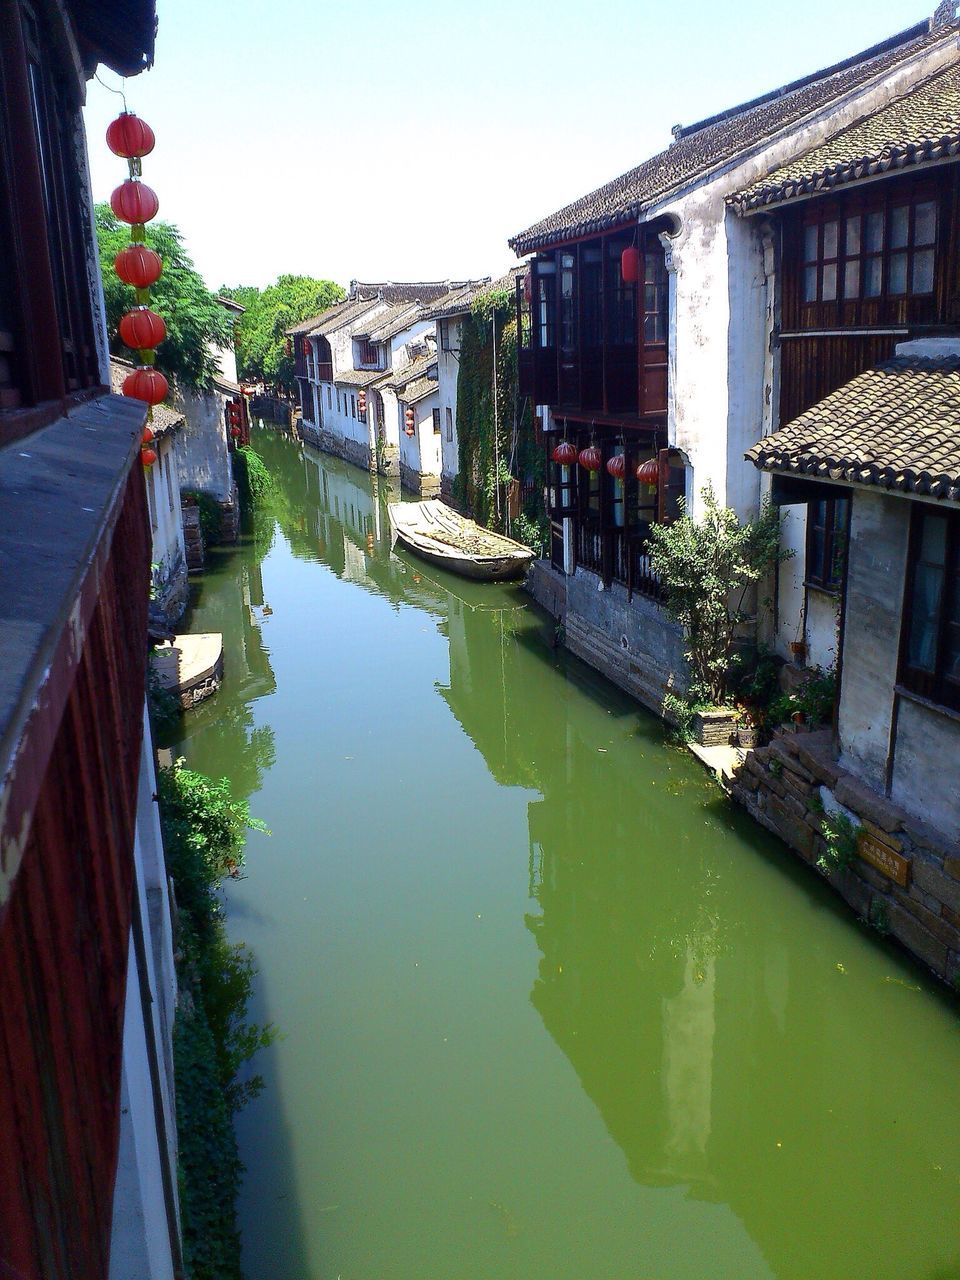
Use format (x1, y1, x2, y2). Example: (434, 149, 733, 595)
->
(0, 0, 106, 440)
(432, 407, 441, 435)
(805, 495, 848, 592)
(796, 177, 941, 325)
(899, 506, 960, 712)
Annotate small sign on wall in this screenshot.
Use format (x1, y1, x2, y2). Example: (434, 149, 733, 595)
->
(858, 830, 911, 887)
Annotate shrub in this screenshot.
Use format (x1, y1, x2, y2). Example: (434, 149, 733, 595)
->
(647, 485, 790, 707)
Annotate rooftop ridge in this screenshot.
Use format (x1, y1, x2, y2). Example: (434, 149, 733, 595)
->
(677, 21, 930, 140)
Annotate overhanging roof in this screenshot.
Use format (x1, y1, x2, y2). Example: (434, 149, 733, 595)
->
(732, 60, 960, 213)
(746, 356, 960, 502)
(509, 20, 956, 254)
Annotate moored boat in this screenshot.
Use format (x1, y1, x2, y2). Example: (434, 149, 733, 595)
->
(388, 500, 535, 581)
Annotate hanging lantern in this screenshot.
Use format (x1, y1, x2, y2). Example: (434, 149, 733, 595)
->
(285, 338, 293, 358)
(578, 445, 603, 472)
(607, 453, 625, 479)
(141, 426, 154, 444)
(106, 113, 156, 159)
(123, 366, 169, 406)
(551, 441, 578, 466)
(141, 447, 158, 467)
(404, 406, 416, 437)
(110, 180, 160, 225)
(119, 306, 166, 351)
(114, 243, 163, 288)
(358, 391, 367, 415)
(230, 426, 242, 439)
(227, 401, 242, 426)
(636, 457, 659, 485)
(621, 246, 640, 284)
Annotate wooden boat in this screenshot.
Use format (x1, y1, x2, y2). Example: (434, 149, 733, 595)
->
(388, 500, 535, 581)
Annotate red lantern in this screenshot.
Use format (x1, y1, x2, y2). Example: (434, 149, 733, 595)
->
(551, 441, 578, 466)
(227, 401, 242, 426)
(106, 113, 156, 159)
(141, 426, 154, 444)
(141, 447, 158, 467)
(358, 391, 367, 415)
(119, 307, 166, 351)
(114, 243, 163, 288)
(404, 406, 416, 437)
(230, 426, 242, 439)
(579, 445, 603, 472)
(636, 457, 659, 485)
(123, 366, 168, 406)
(110, 180, 160, 225)
(621, 246, 640, 284)
(607, 453, 625, 479)
(285, 338, 293, 358)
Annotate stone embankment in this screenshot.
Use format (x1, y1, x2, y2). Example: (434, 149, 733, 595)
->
(732, 728, 960, 985)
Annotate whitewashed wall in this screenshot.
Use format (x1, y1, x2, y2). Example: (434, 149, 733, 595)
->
(436, 315, 464, 490)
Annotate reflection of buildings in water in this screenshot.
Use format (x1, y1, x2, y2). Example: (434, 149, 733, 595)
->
(524, 743, 960, 1278)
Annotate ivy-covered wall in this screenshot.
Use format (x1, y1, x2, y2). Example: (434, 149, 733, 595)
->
(453, 289, 546, 553)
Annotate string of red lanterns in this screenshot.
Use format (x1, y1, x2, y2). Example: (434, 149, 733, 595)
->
(106, 110, 166, 467)
(404, 407, 416, 437)
(551, 439, 659, 486)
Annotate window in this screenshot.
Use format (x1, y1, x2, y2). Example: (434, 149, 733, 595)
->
(351, 395, 357, 418)
(166, 448, 176, 512)
(901, 507, 960, 711)
(445, 407, 453, 442)
(605, 240, 637, 347)
(432, 408, 441, 435)
(337, 392, 341, 413)
(806, 496, 848, 591)
(355, 337, 378, 367)
(801, 191, 938, 304)
(643, 252, 668, 343)
(536, 259, 556, 348)
(328, 386, 333, 409)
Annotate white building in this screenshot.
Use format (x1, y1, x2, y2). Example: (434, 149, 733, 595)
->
(512, 12, 960, 711)
(291, 281, 479, 492)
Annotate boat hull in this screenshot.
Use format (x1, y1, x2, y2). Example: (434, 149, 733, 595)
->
(388, 500, 534, 582)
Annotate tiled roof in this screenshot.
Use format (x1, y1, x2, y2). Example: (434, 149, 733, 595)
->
(109, 359, 184, 437)
(509, 20, 956, 254)
(287, 301, 346, 335)
(400, 375, 439, 406)
(377, 352, 438, 393)
(358, 303, 425, 344)
(334, 367, 388, 388)
(310, 296, 382, 337)
(350, 281, 457, 304)
(422, 268, 528, 320)
(733, 61, 960, 212)
(746, 356, 960, 502)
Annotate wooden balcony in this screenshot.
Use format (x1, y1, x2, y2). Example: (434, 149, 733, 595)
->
(0, 393, 151, 1278)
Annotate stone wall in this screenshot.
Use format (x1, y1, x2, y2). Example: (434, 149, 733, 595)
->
(526, 560, 687, 713)
(732, 728, 960, 985)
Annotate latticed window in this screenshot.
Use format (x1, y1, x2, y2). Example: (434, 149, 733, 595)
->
(802, 192, 938, 304)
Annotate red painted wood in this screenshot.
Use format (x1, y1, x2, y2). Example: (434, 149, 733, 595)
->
(0, 462, 149, 1278)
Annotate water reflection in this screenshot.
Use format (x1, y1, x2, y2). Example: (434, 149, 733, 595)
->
(180, 430, 960, 1280)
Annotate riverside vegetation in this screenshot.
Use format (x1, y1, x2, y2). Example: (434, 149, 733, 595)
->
(158, 761, 275, 1280)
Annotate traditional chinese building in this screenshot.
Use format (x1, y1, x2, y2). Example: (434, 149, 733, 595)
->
(510, 11, 960, 713)
(0, 1, 182, 1275)
(732, 44, 960, 980)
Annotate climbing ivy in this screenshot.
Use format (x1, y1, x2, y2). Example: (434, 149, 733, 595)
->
(453, 288, 545, 548)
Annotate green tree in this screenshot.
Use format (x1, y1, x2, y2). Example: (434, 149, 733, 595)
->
(95, 203, 232, 389)
(219, 274, 344, 395)
(646, 485, 790, 707)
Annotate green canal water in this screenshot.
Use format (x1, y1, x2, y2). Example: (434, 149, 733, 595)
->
(172, 429, 960, 1280)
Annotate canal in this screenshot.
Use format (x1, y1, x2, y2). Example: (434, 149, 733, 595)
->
(172, 428, 960, 1280)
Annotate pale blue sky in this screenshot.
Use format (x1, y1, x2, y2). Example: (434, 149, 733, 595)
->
(84, 0, 933, 291)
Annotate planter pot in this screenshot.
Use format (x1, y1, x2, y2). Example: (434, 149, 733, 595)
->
(789, 641, 807, 666)
(737, 724, 759, 749)
(692, 707, 739, 747)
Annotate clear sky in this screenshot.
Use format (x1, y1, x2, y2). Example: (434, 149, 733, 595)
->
(84, 0, 933, 293)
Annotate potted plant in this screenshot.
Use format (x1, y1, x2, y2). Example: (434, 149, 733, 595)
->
(736, 704, 761, 748)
